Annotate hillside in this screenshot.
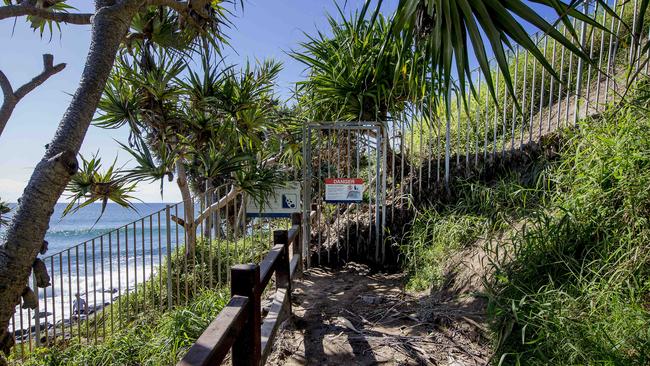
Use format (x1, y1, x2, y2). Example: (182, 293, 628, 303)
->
(267, 78, 650, 365)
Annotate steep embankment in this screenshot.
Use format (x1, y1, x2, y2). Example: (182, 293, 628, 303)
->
(271, 79, 650, 365)
(401, 84, 650, 365)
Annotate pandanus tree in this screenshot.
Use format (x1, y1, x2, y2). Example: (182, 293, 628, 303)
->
(181, 57, 295, 207)
(179, 59, 295, 241)
(90, 42, 289, 253)
(180, 58, 293, 244)
(293, 8, 431, 123)
(0, 0, 239, 359)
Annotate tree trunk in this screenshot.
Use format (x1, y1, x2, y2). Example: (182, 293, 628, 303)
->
(0, 94, 17, 138)
(0, 1, 137, 358)
(203, 190, 211, 238)
(176, 160, 196, 256)
(0, 54, 66, 138)
(194, 185, 239, 226)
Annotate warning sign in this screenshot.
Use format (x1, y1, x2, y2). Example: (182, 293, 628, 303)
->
(324, 178, 364, 203)
(246, 181, 301, 218)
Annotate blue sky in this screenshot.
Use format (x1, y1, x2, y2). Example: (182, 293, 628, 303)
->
(0, 0, 557, 203)
(0, 0, 401, 202)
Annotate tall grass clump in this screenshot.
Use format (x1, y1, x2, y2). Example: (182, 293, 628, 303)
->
(19, 289, 229, 366)
(402, 212, 489, 291)
(401, 169, 550, 291)
(487, 99, 650, 365)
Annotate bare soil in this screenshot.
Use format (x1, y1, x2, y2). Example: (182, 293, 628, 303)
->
(266, 263, 490, 366)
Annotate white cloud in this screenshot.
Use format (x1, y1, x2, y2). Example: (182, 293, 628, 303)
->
(0, 178, 25, 202)
(132, 180, 183, 203)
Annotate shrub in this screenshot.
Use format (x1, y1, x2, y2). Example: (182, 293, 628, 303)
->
(486, 102, 650, 365)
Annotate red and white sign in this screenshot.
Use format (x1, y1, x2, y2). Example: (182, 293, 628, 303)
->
(324, 178, 364, 203)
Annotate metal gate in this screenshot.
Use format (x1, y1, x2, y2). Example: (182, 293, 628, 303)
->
(302, 122, 387, 267)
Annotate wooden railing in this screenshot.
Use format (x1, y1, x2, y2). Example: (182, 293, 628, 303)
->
(177, 213, 303, 366)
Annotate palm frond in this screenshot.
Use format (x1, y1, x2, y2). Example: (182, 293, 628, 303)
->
(118, 140, 175, 196)
(63, 154, 139, 223)
(391, 0, 614, 112)
(234, 165, 286, 205)
(24, 0, 74, 38)
(292, 9, 430, 122)
(193, 141, 253, 180)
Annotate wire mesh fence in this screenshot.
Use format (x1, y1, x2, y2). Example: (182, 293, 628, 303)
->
(302, 122, 386, 265)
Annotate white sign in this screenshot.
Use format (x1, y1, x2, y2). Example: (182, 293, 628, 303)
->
(324, 178, 364, 203)
(245, 181, 302, 218)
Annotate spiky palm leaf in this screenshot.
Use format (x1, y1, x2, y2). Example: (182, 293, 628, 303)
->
(126, 1, 241, 56)
(95, 68, 143, 131)
(183, 57, 283, 155)
(193, 141, 253, 180)
(293, 7, 429, 122)
(267, 105, 304, 168)
(205, 59, 282, 119)
(63, 154, 138, 223)
(118, 140, 176, 196)
(1, 0, 76, 38)
(390, 0, 616, 110)
(181, 49, 233, 109)
(234, 165, 286, 206)
(100, 50, 190, 137)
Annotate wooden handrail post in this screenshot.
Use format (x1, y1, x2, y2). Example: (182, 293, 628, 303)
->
(231, 264, 261, 366)
(291, 212, 303, 275)
(274, 230, 290, 290)
(273, 229, 292, 328)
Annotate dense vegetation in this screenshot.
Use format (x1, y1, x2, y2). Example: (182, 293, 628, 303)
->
(20, 289, 229, 366)
(400, 78, 650, 365)
(12, 228, 282, 365)
(2, 0, 648, 364)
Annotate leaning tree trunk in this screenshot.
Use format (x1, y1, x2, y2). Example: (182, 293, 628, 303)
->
(0, 2, 137, 359)
(176, 160, 197, 256)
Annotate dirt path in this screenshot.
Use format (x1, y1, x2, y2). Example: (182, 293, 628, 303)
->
(266, 263, 490, 366)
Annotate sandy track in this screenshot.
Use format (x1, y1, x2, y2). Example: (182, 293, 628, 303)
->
(266, 263, 490, 366)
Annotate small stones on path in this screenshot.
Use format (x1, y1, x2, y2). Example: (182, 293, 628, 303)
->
(266, 263, 491, 366)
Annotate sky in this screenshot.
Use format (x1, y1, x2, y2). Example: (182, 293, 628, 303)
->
(0, 0, 557, 203)
(0, 0, 402, 203)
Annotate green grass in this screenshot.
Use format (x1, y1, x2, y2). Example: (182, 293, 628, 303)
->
(405, 6, 650, 163)
(401, 211, 490, 291)
(401, 169, 550, 291)
(11, 222, 288, 365)
(400, 80, 650, 364)
(18, 289, 229, 366)
(486, 101, 650, 365)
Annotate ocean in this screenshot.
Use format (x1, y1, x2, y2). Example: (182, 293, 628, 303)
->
(42, 203, 171, 254)
(2, 202, 186, 335)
